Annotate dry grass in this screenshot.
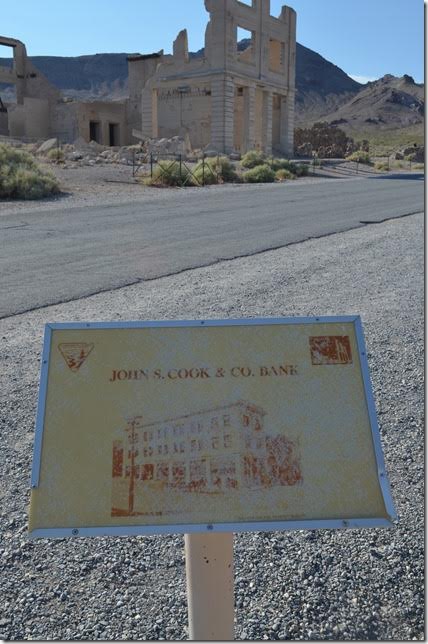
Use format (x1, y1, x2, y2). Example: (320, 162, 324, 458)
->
(0, 144, 60, 200)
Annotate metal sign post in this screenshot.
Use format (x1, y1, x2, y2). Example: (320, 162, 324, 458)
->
(185, 532, 234, 640)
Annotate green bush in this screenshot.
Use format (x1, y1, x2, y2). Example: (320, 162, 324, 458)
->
(47, 148, 65, 162)
(275, 168, 295, 181)
(346, 150, 372, 165)
(147, 160, 195, 187)
(193, 156, 238, 184)
(271, 158, 296, 172)
(0, 144, 60, 200)
(241, 149, 266, 169)
(243, 164, 276, 183)
(193, 159, 219, 185)
(269, 158, 308, 177)
(294, 163, 309, 177)
(214, 156, 239, 182)
(374, 161, 390, 172)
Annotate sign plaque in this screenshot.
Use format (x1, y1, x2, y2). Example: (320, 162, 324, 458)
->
(29, 317, 395, 538)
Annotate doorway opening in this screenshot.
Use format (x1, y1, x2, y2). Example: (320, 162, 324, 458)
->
(89, 120, 101, 143)
(108, 122, 120, 146)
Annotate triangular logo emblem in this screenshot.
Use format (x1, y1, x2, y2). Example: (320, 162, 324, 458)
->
(58, 343, 94, 372)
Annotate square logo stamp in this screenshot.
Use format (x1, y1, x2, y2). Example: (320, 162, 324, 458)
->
(309, 336, 352, 365)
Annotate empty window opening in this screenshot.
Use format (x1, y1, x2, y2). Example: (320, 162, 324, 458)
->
(269, 39, 285, 73)
(237, 27, 255, 65)
(109, 122, 120, 146)
(237, 0, 254, 6)
(0, 44, 14, 70)
(89, 120, 101, 143)
(0, 84, 15, 107)
(237, 27, 253, 50)
(0, 44, 16, 105)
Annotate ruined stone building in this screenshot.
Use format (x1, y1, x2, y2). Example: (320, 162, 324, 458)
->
(0, 36, 128, 145)
(0, 0, 296, 155)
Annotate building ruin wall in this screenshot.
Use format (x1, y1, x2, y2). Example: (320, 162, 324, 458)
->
(133, 0, 296, 155)
(0, 0, 296, 155)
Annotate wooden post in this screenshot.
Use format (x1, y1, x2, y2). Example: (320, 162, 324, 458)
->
(185, 532, 234, 640)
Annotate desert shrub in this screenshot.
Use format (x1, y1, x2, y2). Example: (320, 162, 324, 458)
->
(413, 163, 425, 170)
(374, 161, 390, 172)
(47, 148, 65, 162)
(0, 144, 60, 199)
(294, 163, 309, 177)
(241, 149, 266, 169)
(147, 160, 195, 187)
(346, 150, 372, 164)
(214, 156, 239, 182)
(243, 164, 276, 183)
(193, 159, 219, 185)
(275, 169, 295, 181)
(271, 158, 296, 172)
(193, 156, 238, 184)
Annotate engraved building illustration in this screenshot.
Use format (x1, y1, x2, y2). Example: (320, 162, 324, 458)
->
(112, 401, 301, 515)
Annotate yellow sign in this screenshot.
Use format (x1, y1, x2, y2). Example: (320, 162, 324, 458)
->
(29, 317, 395, 538)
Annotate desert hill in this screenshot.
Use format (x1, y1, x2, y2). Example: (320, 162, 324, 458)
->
(294, 43, 361, 122)
(319, 74, 424, 132)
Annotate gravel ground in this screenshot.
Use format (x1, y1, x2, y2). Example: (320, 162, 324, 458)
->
(0, 212, 423, 640)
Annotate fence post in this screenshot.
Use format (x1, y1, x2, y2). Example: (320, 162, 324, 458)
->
(150, 153, 153, 178)
(179, 154, 182, 186)
(132, 149, 135, 177)
(387, 156, 390, 171)
(202, 154, 205, 186)
(409, 158, 412, 171)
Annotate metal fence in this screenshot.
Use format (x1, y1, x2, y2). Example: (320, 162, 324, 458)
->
(131, 151, 314, 185)
(131, 152, 230, 186)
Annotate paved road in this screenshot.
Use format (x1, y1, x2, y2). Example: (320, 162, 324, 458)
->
(0, 174, 423, 318)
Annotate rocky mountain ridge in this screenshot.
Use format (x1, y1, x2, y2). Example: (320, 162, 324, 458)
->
(0, 45, 423, 133)
(319, 73, 424, 132)
(0, 42, 361, 117)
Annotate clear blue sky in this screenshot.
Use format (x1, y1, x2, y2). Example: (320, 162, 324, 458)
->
(1, 0, 424, 83)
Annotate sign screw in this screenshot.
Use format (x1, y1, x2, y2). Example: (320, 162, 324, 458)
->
(72, 528, 79, 536)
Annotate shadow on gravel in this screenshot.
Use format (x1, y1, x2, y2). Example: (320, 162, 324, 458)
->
(0, 190, 73, 206)
(368, 173, 424, 181)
